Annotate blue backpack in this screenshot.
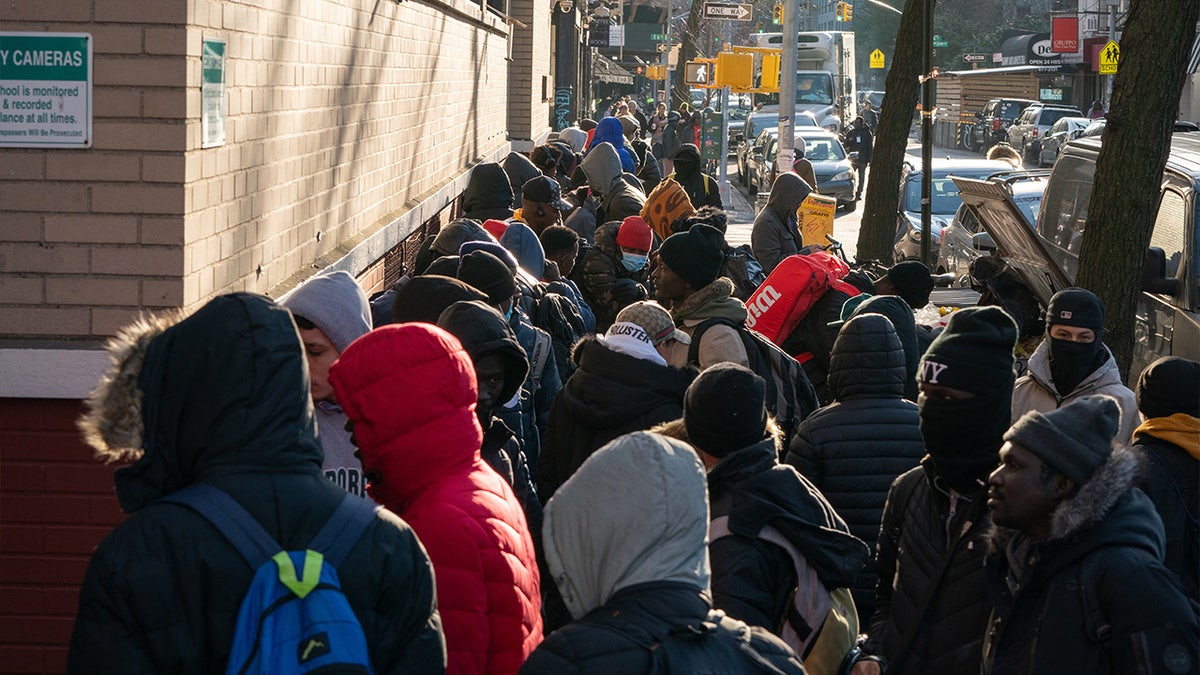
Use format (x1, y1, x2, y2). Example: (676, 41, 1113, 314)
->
(162, 483, 380, 675)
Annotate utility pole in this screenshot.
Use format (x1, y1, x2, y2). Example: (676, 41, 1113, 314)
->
(719, 20, 731, 202)
(777, 0, 799, 177)
(663, 0, 673, 109)
(919, 0, 934, 265)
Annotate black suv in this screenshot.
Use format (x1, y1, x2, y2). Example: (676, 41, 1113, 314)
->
(955, 133, 1200, 382)
(966, 98, 1036, 153)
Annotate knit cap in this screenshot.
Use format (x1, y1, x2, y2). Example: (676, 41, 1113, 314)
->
(917, 306, 1017, 394)
(460, 240, 519, 269)
(1005, 395, 1120, 484)
(457, 250, 517, 306)
(391, 275, 488, 324)
(481, 219, 510, 241)
(1045, 287, 1104, 332)
(684, 363, 768, 459)
(658, 224, 726, 289)
(616, 215, 653, 251)
(885, 261, 935, 310)
(280, 270, 371, 353)
(1136, 356, 1200, 419)
(827, 292, 874, 328)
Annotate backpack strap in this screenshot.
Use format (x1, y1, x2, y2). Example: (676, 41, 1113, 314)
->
(160, 483, 279, 569)
(686, 317, 741, 369)
(529, 329, 553, 396)
(307, 494, 381, 568)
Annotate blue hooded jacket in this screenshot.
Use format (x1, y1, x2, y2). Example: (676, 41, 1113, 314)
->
(588, 118, 637, 173)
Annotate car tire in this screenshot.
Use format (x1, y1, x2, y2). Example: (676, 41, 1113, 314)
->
(841, 199, 856, 213)
(748, 179, 758, 197)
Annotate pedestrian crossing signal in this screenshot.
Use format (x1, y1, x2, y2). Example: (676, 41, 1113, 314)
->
(772, 3, 783, 24)
(843, 2, 852, 20)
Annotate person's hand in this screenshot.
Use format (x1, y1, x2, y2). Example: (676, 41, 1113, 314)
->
(851, 661, 882, 675)
(610, 278, 643, 305)
(543, 259, 562, 282)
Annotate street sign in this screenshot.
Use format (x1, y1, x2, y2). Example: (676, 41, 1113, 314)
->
(683, 61, 712, 86)
(703, 2, 753, 21)
(869, 49, 885, 69)
(933, 34, 948, 48)
(201, 38, 226, 149)
(0, 32, 93, 148)
(963, 53, 986, 63)
(1098, 40, 1119, 74)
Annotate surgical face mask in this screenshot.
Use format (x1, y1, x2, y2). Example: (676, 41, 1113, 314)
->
(622, 253, 648, 272)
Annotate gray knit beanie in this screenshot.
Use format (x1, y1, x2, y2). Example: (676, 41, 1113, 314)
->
(281, 270, 371, 353)
(1004, 395, 1120, 484)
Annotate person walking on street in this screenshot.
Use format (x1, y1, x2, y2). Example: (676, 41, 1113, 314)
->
(1132, 356, 1200, 599)
(1011, 288, 1138, 444)
(666, 143, 722, 209)
(856, 306, 1020, 675)
(791, 138, 818, 194)
(843, 116, 873, 200)
(580, 142, 647, 225)
(751, 173, 812, 275)
(70, 294, 445, 674)
(982, 395, 1199, 674)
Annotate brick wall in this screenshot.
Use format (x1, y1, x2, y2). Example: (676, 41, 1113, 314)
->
(0, 398, 124, 673)
(1, 0, 513, 340)
(507, 0, 554, 143)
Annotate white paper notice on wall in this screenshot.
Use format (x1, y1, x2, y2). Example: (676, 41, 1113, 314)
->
(0, 32, 93, 149)
(201, 38, 226, 149)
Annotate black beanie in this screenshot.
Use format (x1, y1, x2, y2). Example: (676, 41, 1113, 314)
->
(391, 275, 489, 324)
(1046, 287, 1104, 332)
(886, 260, 934, 309)
(658, 224, 726, 289)
(457, 250, 518, 306)
(684, 363, 768, 459)
(1006, 395, 1119, 484)
(1137, 356, 1200, 419)
(918, 306, 1017, 394)
(424, 255, 460, 277)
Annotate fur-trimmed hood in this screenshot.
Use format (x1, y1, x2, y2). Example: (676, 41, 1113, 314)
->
(651, 417, 785, 458)
(987, 446, 1154, 555)
(78, 293, 322, 513)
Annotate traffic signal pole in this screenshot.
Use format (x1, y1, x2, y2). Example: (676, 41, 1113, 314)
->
(719, 20, 731, 201)
(920, 0, 934, 266)
(777, 0, 799, 178)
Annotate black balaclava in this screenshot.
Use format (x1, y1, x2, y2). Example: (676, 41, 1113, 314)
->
(917, 306, 1019, 493)
(1045, 288, 1106, 396)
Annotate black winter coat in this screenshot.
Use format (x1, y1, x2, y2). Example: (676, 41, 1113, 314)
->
(481, 417, 543, 540)
(708, 439, 869, 635)
(68, 293, 445, 675)
(982, 453, 1199, 675)
(536, 336, 695, 502)
(519, 584, 804, 674)
(864, 461, 993, 675)
(462, 161, 516, 221)
(785, 313, 925, 621)
(1134, 430, 1199, 600)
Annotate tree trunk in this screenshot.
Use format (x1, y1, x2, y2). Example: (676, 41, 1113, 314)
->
(1074, 0, 1198, 380)
(854, 0, 925, 264)
(672, 2, 705, 110)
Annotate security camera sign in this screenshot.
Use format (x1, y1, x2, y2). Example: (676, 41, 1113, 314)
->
(0, 32, 92, 148)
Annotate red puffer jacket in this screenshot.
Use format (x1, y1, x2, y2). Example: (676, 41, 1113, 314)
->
(330, 323, 543, 674)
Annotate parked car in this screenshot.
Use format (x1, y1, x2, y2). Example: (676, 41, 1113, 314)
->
(1005, 103, 1084, 162)
(727, 104, 752, 156)
(936, 170, 1049, 282)
(736, 110, 817, 186)
(967, 98, 1037, 153)
(954, 132, 1200, 381)
(750, 130, 858, 210)
(893, 158, 1016, 262)
(1036, 116, 1092, 167)
(742, 128, 780, 192)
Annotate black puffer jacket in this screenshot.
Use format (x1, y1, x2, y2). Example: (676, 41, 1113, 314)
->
(863, 461, 993, 675)
(68, 294, 445, 675)
(536, 336, 695, 502)
(846, 295, 924, 402)
(701, 436, 868, 635)
(669, 144, 722, 209)
(1134, 429, 1199, 600)
(785, 314, 925, 621)
(520, 585, 804, 674)
(982, 449, 1198, 674)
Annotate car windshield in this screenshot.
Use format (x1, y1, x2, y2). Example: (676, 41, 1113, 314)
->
(800, 138, 845, 161)
(756, 74, 835, 106)
(1015, 195, 1043, 226)
(1040, 108, 1078, 127)
(999, 101, 1028, 119)
(905, 176, 970, 214)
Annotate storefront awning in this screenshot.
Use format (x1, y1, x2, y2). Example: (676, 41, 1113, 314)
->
(594, 53, 635, 86)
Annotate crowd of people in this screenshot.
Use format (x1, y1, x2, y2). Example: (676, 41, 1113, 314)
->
(66, 112, 1199, 675)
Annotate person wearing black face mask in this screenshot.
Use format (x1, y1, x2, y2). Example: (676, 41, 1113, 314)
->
(1012, 288, 1138, 446)
(855, 306, 1018, 675)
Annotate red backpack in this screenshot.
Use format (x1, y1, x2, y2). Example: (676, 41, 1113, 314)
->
(745, 252, 852, 345)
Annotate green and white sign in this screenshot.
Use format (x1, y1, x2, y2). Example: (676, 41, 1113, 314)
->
(201, 38, 226, 148)
(0, 32, 92, 148)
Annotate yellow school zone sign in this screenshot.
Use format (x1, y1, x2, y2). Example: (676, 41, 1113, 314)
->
(1098, 40, 1119, 74)
(870, 49, 885, 69)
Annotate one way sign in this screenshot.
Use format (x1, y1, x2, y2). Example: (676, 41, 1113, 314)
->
(703, 2, 753, 21)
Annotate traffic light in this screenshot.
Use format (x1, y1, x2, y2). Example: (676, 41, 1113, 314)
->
(772, 3, 783, 24)
(843, 2, 853, 20)
(835, 1, 845, 21)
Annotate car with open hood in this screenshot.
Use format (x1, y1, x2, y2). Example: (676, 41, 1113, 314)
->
(893, 158, 1015, 262)
(936, 170, 1048, 282)
(953, 133, 1200, 380)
